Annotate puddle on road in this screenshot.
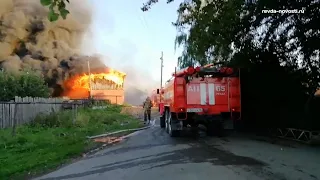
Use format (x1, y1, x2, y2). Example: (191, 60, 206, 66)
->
(91, 136, 265, 171)
(90, 126, 265, 169)
(139, 143, 266, 171)
(40, 135, 267, 180)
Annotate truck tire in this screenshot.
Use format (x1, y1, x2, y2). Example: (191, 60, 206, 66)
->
(207, 122, 215, 136)
(165, 110, 169, 133)
(168, 111, 180, 137)
(207, 120, 225, 137)
(160, 116, 165, 128)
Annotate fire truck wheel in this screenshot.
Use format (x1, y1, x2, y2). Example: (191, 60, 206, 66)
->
(160, 116, 165, 128)
(168, 111, 180, 137)
(206, 122, 214, 136)
(207, 121, 225, 137)
(165, 110, 169, 133)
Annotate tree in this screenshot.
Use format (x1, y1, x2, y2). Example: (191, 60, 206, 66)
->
(40, 0, 70, 22)
(143, 0, 320, 91)
(143, 0, 320, 130)
(0, 71, 50, 101)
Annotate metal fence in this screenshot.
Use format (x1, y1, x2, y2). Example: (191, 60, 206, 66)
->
(0, 96, 81, 129)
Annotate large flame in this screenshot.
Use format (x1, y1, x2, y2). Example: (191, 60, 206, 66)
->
(63, 68, 126, 99)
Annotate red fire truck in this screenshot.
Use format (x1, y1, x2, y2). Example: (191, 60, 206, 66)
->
(150, 89, 160, 107)
(156, 63, 241, 137)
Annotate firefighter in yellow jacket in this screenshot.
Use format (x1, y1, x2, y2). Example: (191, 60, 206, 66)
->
(143, 97, 153, 124)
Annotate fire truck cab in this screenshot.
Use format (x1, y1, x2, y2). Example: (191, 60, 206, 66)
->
(157, 63, 241, 137)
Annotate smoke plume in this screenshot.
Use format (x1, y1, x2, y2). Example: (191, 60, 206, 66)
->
(0, 0, 108, 96)
(121, 66, 159, 105)
(0, 0, 157, 105)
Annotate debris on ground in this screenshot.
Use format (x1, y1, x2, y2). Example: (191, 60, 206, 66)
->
(93, 136, 123, 143)
(83, 136, 125, 157)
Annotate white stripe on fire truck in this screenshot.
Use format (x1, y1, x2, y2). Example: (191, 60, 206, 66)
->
(200, 83, 206, 105)
(208, 83, 215, 105)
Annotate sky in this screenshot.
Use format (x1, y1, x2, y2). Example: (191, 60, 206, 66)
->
(84, 0, 183, 87)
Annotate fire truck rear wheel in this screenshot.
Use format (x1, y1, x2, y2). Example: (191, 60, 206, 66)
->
(207, 121, 225, 137)
(160, 116, 165, 128)
(165, 110, 169, 133)
(168, 111, 180, 137)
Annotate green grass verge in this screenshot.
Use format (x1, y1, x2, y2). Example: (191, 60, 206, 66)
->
(0, 105, 143, 179)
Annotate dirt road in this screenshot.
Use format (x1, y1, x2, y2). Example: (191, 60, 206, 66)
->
(35, 117, 320, 180)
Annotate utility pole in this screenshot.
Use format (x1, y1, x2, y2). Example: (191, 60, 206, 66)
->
(87, 60, 92, 99)
(160, 51, 163, 88)
(160, 51, 164, 103)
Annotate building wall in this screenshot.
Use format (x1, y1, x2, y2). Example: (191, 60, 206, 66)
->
(91, 89, 125, 104)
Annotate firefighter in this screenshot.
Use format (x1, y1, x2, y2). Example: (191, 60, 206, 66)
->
(143, 96, 153, 124)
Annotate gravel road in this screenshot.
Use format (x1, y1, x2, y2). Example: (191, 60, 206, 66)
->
(35, 117, 320, 180)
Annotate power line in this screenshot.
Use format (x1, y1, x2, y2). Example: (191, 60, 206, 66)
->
(135, 8, 156, 46)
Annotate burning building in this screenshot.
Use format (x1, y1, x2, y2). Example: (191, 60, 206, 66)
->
(63, 68, 126, 104)
(0, 0, 127, 104)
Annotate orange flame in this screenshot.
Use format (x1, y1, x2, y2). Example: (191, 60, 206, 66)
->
(62, 69, 126, 99)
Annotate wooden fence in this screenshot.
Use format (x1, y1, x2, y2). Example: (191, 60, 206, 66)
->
(0, 96, 65, 129)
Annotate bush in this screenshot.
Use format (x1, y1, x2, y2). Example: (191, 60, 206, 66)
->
(0, 71, 50, 101)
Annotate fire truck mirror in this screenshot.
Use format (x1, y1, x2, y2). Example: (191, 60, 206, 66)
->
(156, 89, 160, 94)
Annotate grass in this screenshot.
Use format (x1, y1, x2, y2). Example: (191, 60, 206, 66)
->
(0, 105, 143, 179)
